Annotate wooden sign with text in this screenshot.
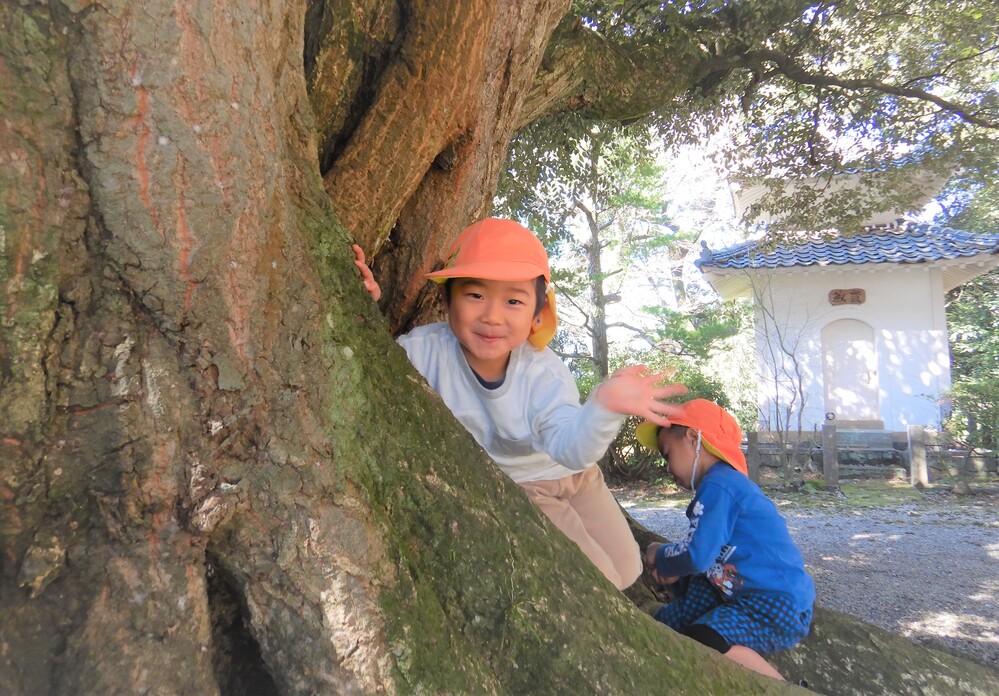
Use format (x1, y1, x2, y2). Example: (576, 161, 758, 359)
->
(829, 288, 866, 305)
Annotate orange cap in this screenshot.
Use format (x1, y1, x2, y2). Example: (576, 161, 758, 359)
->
(426, 218, 557, 348)
(635, 399, 748, 476)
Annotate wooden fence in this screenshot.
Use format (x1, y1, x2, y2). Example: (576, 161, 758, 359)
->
(745, 425, 998, 486)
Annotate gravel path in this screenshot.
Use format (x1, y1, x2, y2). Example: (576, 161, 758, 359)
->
(623, 490, 999, 667)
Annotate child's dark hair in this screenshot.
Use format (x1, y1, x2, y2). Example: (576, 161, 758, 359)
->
(443, 276, 548, 315)
(657, 423, 690, 443)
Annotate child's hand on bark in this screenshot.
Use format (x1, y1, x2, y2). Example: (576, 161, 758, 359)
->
(352, 244, 382, 302)
(644, 542, 679, 585)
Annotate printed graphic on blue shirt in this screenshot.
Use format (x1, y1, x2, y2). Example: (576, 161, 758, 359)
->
(662, 502, 700, 558)
(706, 544, 743, 597)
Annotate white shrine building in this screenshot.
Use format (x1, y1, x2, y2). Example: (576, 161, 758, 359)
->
(697, 221, 999, 435)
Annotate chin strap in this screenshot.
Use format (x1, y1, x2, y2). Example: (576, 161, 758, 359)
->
(691, 430, 703, 490)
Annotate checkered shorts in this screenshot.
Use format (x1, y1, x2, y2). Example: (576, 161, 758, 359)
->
(653, 575, 812, 655)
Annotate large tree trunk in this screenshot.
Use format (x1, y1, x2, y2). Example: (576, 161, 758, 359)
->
(2, 2, 998, 695)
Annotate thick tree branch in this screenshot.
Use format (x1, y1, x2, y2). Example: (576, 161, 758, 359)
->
(518, 1, 821, 127)
(320, 0, 494, 248)
(521, 4, 996, 137)
(699, 49, 999, 129)
(517, 16, 696, 128)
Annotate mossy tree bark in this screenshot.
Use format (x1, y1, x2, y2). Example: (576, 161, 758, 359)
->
(2, 2, 997, 695)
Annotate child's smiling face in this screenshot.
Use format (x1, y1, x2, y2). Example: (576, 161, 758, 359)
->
(447, 277, 542, 381)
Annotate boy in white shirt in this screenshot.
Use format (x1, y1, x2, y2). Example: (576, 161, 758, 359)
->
(353, 217, 684, 589)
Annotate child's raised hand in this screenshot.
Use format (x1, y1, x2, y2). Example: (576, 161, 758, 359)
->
(593, 365, 687, 425)
(352, 244, 382, 302)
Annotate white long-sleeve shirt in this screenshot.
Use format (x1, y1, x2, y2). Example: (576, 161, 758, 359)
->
(398, 322, 625, 483)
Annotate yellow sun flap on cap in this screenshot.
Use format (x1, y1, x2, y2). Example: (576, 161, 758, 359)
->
(527, 285, 557, 348)
(636, 420, 660, 451)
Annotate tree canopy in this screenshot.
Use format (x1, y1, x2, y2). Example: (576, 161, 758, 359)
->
(551, 1, 996, 224)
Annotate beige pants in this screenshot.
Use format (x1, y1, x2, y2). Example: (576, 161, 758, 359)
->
(519, 466, 642, 590)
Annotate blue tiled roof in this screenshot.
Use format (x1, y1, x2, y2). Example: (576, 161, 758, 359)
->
(697, 222, 999, 270)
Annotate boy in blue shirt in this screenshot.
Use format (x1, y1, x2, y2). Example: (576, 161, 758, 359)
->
(636, 399, 815, 681)
(353, 218, 686, 589)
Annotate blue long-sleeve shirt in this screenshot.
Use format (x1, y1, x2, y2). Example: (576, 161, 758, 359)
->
(655, 464, 815, 610)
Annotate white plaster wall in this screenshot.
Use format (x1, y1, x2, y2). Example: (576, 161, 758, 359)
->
(749, 264, 952, 433)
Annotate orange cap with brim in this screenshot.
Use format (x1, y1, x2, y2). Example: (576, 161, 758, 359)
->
(425, 218, 557, 348)
(635, 399, 748, 476)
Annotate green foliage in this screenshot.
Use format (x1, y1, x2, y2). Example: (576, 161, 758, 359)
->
(938, 162, 999, 235)
(640, 303, 745, 361)
(560, 0, 999, 230)
(940, 174, 999, 453)
(496, 117, 664, 235)
(945, 377, 999, 451)
(945, 269, 999, 452)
